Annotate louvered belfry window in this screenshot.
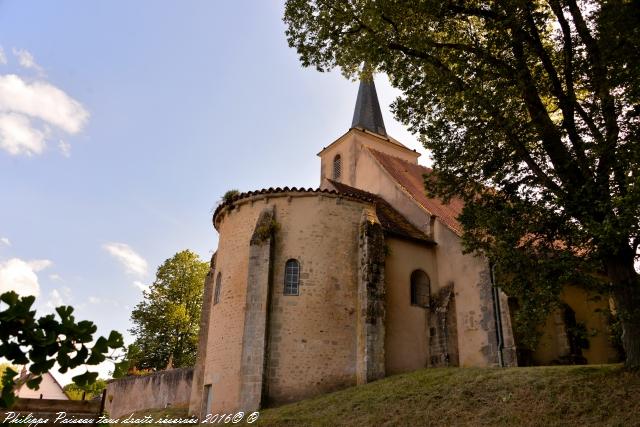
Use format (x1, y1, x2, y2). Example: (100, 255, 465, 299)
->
(284, 259, 300, 295)
(333, 154, 342, 180)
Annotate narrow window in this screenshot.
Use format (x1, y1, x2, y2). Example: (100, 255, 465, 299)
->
(214, 272, 222, 305)
(202, 384, 213, 416)
(333, 154, 342, 180)
(284, 259, 300, 295)
(410, 270, 430, 308)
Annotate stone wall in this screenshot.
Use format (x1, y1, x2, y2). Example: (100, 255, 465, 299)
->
(428, 283, 459, 367)
(105, 368, 193, 419)
(193, 191, 375, 413)
(188, 254, 216, 417)
(264, 194, 366, 405)
(356, 209, 386, 384)
(238, 207, 275, 412)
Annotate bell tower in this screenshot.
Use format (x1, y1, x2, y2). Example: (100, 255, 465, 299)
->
(318, 76, 419, 188)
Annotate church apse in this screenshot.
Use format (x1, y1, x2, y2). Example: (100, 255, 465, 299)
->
(191, 188, 389, 414)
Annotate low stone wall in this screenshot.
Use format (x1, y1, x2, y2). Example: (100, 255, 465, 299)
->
(105, 368, 193, 419)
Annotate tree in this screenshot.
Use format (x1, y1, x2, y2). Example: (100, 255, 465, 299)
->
(63, 378, 107, 400)
(0, 291, 126, 408)
(0, 363, 16, 394)
(128, 250, 208, 370)
(284, 0, 640, 366)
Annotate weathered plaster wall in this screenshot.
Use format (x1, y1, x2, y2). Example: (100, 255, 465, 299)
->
(351, 148, 432, 234)
(351, 144, 512, 367)
(384, 237, 437, 374)
(319, 129, 419, 188)
(432, 222, 503, 367)
(105, 368, 193, 419)
(533, 285, 619, 364)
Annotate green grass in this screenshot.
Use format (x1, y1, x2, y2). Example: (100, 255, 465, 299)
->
(121, 365, 640, 426)
(250, 365, 639, 426)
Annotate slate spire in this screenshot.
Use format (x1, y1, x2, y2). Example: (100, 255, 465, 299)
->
(351, 73, 387, 137)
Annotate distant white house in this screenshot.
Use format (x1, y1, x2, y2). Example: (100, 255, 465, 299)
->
(15, 368, 68, 400)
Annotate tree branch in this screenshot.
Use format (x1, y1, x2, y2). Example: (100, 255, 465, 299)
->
(509, 30, 586, 191)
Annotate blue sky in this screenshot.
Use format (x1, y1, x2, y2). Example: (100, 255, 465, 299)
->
(0, 1, 428, 382)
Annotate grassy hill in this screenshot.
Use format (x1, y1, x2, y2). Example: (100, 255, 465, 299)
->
(252, 365, 639, 426)
(124, 365, 639, 426)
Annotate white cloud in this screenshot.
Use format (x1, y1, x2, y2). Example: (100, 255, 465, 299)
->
(28, 259, 53, 271)
(49, 273, 63, 281)
(0, 47, 6, 65)
(0, 257, 52, 297)
(58, 139, 71, 157)
(132, 280, 150, 293)
(44, 287, 71, 312)
(0, 112, 47, 156)
(103, 242, 148, 277)
(0, 74, 89, 157)
(12, 48, 44, 75)
(88, 296, 101, 304)
(47, 289, 64, 307)
(0, 74, 88, 133)
(0, 237, 10, 246)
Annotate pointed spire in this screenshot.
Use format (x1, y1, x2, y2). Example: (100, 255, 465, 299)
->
(351, 71, 387, 137)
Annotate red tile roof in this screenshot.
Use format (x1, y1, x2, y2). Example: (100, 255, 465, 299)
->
(368, 148, 465, 236)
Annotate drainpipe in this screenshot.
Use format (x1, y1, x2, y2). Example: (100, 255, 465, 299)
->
(490, 263, 505, 367)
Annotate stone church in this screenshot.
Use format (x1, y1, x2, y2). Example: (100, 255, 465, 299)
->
(189, 78, 618, 416)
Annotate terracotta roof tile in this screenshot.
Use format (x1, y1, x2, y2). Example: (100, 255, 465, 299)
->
(212, 186, 378, 226)
(368, 148, 464, 236)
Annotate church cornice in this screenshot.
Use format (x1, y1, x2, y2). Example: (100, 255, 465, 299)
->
(212, 186, 377, 230)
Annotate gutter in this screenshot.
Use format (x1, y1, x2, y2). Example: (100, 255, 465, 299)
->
(490, 263, 505, 367)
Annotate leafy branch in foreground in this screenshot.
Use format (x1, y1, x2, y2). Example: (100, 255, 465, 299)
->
(0, 291, 127, 408)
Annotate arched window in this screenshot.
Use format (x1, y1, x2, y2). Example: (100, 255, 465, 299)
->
(214, 272, 222, 305)
(333, 154, 342, 180)
(284, 259, 300, 295)
(410, 270, 430, 308)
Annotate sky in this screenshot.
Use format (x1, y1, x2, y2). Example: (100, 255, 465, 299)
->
(0, 1, 429, 383)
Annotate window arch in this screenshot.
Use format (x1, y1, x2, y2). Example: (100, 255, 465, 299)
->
(410, 270, 430, 308)
(333, 154, 342, 181)
(284, 259, 300, 295)
(214, 272, 222, 305)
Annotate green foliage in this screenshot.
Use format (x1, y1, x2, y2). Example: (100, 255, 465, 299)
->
(221, 189, 240, 204)
(253, 219, 280, 243)
(0, 291, 126, 408)
(128, 250, 208, 371)
(284, 0, 640, 366)
(0, 364, 16, 393)
(63, 378, 107, 400)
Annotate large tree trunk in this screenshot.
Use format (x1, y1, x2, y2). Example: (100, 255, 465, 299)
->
(606, 254, 640, 369)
